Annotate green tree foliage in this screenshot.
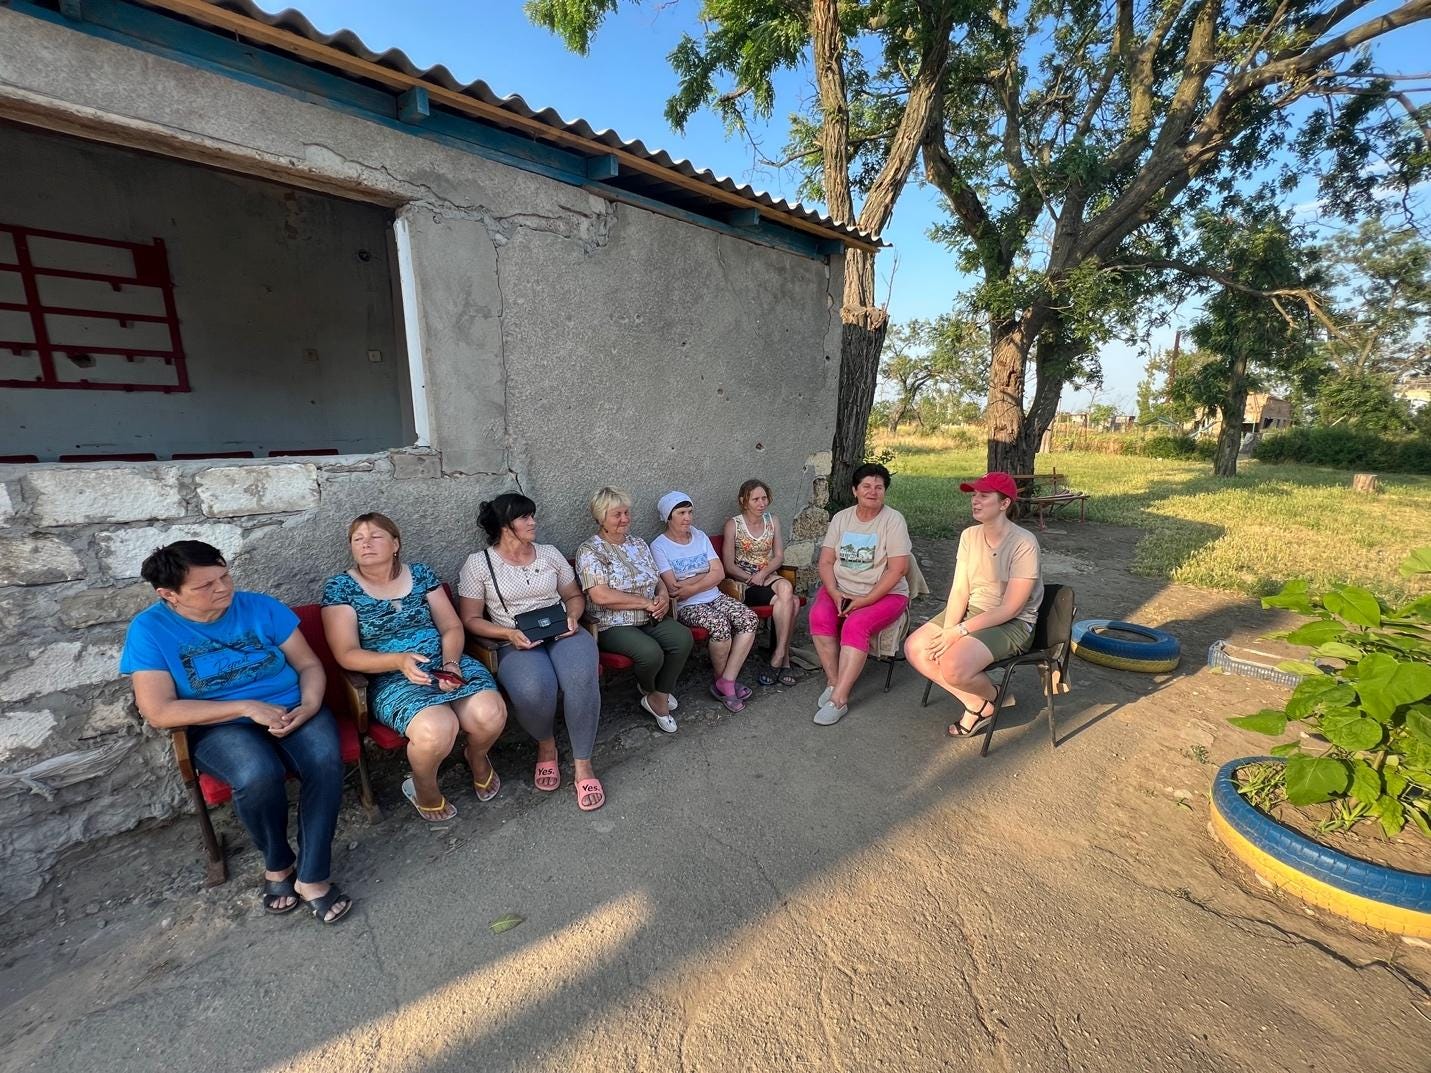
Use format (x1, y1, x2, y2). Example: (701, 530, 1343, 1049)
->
(1136, 344, 1211, 425)
(879, 315, 986, 431)
(1175, 208, 1325, 477)
(1316, 370, 1415, 433)
(915, 0, 1431, 474)
(1317, 219, 1431, 377)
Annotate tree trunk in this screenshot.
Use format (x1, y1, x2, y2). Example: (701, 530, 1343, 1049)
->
(830, 302, 889, 509)
(987, 317, 1030, 473)
(1214, 353, 1249, 478)
(814, 2, 950, 511)
(888, 394, 911, 433)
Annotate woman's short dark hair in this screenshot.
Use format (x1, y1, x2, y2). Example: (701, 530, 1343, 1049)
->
(478, 493, 537, 544)
(1000, 493, 1025, 523)
(850, 462, 892, 491)
(140, 540, 226, 591)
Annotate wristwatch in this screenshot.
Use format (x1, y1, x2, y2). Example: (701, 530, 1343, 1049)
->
(954, 623, 969, 637)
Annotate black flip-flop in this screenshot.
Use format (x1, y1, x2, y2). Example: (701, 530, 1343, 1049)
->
(777, 664, 798, 687)
(757, 665, 778, 687)
(261, 874, 300, 915)
(302, 883, 353, 926)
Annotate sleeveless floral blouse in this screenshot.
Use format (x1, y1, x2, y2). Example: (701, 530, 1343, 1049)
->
(730, 512, 776, 575)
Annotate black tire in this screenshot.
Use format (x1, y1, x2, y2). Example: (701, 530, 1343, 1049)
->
(1071, 618, 1180, 672)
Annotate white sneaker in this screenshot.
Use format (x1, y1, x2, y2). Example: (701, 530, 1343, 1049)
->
(813, 701, 849, 726)
(640, 695, 678, 733)
(817, 685, 835, 709)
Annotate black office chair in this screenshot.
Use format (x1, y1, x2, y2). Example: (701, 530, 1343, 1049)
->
(921, 584, 1076, 757)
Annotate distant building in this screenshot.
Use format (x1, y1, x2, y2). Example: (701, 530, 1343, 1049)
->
(1188, 393, 1292, 440)
(1395, 372, 1431, 413)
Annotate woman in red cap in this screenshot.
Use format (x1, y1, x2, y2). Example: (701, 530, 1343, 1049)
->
(905, 471, 1044, 737)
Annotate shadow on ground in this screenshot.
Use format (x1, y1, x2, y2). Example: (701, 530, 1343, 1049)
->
(1, 522, 1428, 1073)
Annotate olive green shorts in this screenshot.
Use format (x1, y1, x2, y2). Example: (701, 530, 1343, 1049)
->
(932, 605, 1033, 662)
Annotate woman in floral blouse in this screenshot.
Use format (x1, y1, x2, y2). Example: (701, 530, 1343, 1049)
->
(575, 487, 693, 733)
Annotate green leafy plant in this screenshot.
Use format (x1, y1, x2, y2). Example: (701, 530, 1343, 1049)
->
(1229, 546, 1431, 839)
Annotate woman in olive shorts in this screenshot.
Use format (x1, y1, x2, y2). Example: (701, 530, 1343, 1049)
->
(904, 472, 1044, 737)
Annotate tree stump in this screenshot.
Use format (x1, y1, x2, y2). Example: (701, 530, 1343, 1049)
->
(1352, 473, 1380, 494)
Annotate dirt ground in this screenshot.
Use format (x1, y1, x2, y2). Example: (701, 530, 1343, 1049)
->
(1, 519, 1428, 1073)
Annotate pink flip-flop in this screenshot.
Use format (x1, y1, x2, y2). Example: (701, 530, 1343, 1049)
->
(533, 759, 560, 792)
(709, 681, 746, 712)
(575, 777, 605, 811)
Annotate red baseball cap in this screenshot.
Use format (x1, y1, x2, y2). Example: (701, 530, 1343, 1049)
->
(959, 472, 1019, 499)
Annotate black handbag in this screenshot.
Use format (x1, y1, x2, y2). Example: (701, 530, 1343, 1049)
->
(484, 549, 568, 642)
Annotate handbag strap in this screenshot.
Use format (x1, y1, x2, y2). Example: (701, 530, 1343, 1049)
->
(483, 548, 509, 612)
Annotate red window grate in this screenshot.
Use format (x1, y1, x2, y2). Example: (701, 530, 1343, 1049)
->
(0, 223, 189, 392)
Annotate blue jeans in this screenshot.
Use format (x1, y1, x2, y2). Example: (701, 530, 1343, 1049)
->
(189, 707, 343, 884)
(497, 630, 602, 759)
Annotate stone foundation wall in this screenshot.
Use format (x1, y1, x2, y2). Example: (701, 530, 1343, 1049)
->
(0, 452, 511, 917)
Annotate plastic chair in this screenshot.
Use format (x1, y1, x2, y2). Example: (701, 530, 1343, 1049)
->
(921, 584, 1076, 757)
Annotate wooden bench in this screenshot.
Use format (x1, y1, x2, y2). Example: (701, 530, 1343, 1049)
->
(1025, 490, 1089, 530)
(1010, 470, 1088, 531)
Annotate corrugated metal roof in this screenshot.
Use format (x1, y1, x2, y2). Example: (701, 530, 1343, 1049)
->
(138, 0, 879, 250)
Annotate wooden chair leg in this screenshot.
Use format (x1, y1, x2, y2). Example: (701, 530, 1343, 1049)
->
(188, 778, 227, 886)
(356, 742, 380, 823)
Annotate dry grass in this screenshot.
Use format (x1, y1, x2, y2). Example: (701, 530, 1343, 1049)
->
(875, 431, 1431, 600)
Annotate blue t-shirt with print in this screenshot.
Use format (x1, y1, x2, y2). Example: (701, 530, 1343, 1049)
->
(119, 591, 302, 708)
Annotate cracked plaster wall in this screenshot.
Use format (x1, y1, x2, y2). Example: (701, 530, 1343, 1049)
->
(0, 8, 845, 915)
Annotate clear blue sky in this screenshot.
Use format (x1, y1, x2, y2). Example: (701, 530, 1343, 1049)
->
(274, 1, 1423, 413)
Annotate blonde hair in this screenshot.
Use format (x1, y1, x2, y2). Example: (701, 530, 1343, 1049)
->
(589, 486, 632, 527)
(348, 512, 402, 581)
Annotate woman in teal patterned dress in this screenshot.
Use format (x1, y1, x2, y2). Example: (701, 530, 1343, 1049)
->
(322, 513, 506, 822)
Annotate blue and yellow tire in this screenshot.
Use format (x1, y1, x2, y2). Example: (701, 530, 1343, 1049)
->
(1211, 758, 1431, 938)
(1071, 619, 1180, 673)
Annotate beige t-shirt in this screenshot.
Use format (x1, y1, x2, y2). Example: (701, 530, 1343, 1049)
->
(458, 543, 574, 629)
(821, 506, 913, 598)
(952, 523, 1043, 626)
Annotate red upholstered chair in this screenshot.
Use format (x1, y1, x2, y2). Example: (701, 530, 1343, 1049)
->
(340, 583, 473, 756)
(168, 602, 377, 887)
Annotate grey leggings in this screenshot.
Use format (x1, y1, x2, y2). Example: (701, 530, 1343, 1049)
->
(496, 630, 602, 760)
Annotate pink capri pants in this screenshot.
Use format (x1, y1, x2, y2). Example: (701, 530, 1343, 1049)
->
(808, 588, 909, 652)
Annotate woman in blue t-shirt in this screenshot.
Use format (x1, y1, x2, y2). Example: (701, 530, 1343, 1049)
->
(120, 541, 352, 925)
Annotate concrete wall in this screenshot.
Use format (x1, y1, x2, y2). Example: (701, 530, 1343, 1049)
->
(0, 6, 842, 922)
(0, 125, 408, 460)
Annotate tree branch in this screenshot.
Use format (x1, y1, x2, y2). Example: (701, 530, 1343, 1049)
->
(1118, 258, 1345, 335)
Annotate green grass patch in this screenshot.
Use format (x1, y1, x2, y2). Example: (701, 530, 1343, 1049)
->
(877, 433, 1431, 600)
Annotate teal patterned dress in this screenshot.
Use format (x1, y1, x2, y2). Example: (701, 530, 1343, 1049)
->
(321, 562, 496, 735)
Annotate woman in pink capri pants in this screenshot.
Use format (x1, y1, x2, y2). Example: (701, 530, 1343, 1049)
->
(810, 462, 911, 726)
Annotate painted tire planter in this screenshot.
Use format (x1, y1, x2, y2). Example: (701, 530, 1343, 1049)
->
(1071, 619, 1180, 673)
(1210, 757, 1431, 938)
